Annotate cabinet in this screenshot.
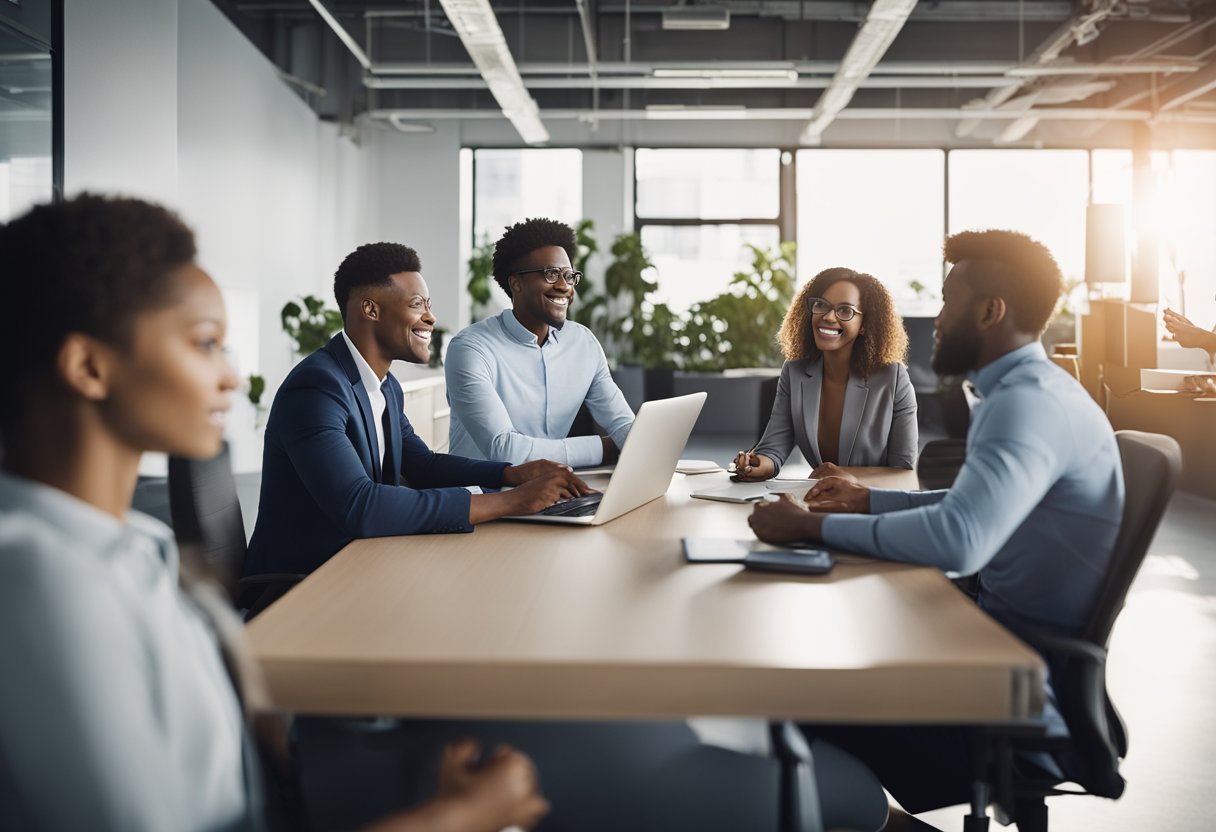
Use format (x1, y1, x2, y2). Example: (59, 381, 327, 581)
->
(392, 370, 449, 452)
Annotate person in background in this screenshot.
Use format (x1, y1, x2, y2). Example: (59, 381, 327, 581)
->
(1163, 306, 1216, 360)
(445, 218, 634, 467)
(748, 230, 1124, 821)
(245, 242, 592, 579)
(734, 268, 917, 481)
(0, 195, 549, 832)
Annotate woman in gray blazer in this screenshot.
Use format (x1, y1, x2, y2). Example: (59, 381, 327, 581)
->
(735, 267, 917, 478)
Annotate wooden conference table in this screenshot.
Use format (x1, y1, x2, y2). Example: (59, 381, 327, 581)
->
(246, 468, 1045, 726)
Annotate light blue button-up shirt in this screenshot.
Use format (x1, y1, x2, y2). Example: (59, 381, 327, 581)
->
(445, 310, 635, 467)
(822, 342, 1125, 636)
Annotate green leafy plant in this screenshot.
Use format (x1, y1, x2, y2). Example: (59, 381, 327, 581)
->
(281, 295, 343, 356)
(681, 242, 797, 371)
(246, 374, 266, 407)
(569, 219, 605, 329)
(466, 235, 495, 322)
(600, 232, 681, 367)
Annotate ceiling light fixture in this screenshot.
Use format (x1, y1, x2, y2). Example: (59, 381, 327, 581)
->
(661, 7, 731, 31)
(435, 0, 548, 144)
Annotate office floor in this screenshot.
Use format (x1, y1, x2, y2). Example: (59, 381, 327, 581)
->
(232, 435, 1215, 832)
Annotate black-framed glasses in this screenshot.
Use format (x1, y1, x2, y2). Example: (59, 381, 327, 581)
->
(514, 267, 582, 287)
(807, 297, 862, 322)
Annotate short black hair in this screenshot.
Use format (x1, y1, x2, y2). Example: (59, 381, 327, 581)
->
(943, 230, 1063, 334)
(334, 242, 422, 320)
(491, 218, 577, 298)
(0, 194, 196, 437)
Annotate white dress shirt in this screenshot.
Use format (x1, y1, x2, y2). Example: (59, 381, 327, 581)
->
(0, 472, 250, 831)
(341, 329, 388, 468)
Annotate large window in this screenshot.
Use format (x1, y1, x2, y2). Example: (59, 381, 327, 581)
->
(1092, 149, 1216, 329)
(471, 148, 582, 246)
(636, 148, 783, 312)
(0, 5, 59, 222)
(797, 150, 945, 314)
(947, 150, 1091, 287)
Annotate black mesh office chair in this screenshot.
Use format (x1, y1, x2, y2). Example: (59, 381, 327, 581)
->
(168, 442, 303, 619)
(987, 430, 1182, 831)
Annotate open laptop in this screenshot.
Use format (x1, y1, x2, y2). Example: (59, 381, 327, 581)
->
(504, 391, 707, 526)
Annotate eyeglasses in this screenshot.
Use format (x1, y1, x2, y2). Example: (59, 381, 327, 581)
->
(514, 267, 582, 287)
(406, 297, 433, 312)
(807, 297, 862, 322)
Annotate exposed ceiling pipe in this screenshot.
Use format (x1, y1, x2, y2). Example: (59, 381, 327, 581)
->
(363, 74, 1012, 90)
(435, 0, 549, 144)
(799, 0, 920, 145)
(370, 59, 1017, 76)
(956, 0, 1121, 139)
(304, 0, 372, 70)
(574, 0, 600, 123)
(367, 105, 1216, 123)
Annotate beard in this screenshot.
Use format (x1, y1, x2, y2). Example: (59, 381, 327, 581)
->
(931, 319, 983, 376)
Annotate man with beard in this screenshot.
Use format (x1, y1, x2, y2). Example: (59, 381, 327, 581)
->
(747, 229, 1125, 820)
(445, 218, 634, 466)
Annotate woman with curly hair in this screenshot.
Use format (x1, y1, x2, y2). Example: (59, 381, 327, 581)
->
(734, 267, 917, 479)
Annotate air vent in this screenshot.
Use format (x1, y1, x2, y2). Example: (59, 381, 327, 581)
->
(662, 7, 731, 31)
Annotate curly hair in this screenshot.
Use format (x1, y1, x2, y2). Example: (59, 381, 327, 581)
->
(944, 230, 1062, 334)
(0, 194, 196, 436)
(492, 218, 577, 298)
(334, 242, 422, 320)
(777, 267, 908, 376)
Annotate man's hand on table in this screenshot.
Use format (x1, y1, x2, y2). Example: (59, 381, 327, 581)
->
(748, 494, 826, 544)
(502, 460, 590, 491)
(470, 461, 594, 523)
(804, 476, 872, 514)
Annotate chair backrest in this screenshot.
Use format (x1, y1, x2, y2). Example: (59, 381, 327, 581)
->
(168, 442, 249, 587)
(1086, 431, 1182, 648)
(1051, 430, 1180, 798)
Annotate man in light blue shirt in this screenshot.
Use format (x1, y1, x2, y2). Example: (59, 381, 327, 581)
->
(446, 218, 634, 467)
(748, 229, 1125, 816)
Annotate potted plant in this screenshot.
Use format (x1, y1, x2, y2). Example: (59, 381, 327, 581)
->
(246, 373, 267, 428)
(466, 235, 495, 323)
(681, 242, 796, 372)
(600, 232, 682, 401)
(280, 295, 343, 356)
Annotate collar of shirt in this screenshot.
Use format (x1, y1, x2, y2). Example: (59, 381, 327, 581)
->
(500, 308, 561, 347)
(969, 341, 1048, 399)
(0, 471, 177, 574)
(341, 329, 388, 396)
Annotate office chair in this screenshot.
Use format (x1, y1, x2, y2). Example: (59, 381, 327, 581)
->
(168, 442, 303, 619)
(916, 438, 968, 489)
(986, 430, 1182, 832)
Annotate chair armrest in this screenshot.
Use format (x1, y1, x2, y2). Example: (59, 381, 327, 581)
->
(1013, 627, 1107, 667)
(237, 574, 305, 620)
(238, 573, 306, 589)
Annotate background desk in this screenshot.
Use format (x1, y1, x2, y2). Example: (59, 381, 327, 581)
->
(247, 468, 1043, 725)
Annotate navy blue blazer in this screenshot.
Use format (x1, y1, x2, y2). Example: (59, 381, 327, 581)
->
(245, 335, 508, 576)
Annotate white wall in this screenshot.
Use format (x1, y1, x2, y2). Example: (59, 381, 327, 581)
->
(63, 0, 179, 204)
(369, 123, 466, 339)
(63, 0, 380, 473)
(581, 148, 634, 282)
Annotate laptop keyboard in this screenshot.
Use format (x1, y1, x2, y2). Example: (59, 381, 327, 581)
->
(540, 493, 603, 517)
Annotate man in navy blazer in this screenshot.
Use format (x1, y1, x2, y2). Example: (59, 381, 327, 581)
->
(245, 243, 590, 577)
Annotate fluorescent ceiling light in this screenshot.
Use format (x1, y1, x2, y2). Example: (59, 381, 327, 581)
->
(653, 68, 798, 81)
(435, 0, 549, 144)
(800, 0, 917, 144)
(662, 7, 731, 31)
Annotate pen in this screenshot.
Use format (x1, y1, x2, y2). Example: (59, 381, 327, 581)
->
(728, 441, 762, 474)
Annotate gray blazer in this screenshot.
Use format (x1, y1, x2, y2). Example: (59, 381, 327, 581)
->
(754, 359, 918, 470)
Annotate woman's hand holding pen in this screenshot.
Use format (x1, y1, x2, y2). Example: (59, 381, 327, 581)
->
(731, 449, 775, 481)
